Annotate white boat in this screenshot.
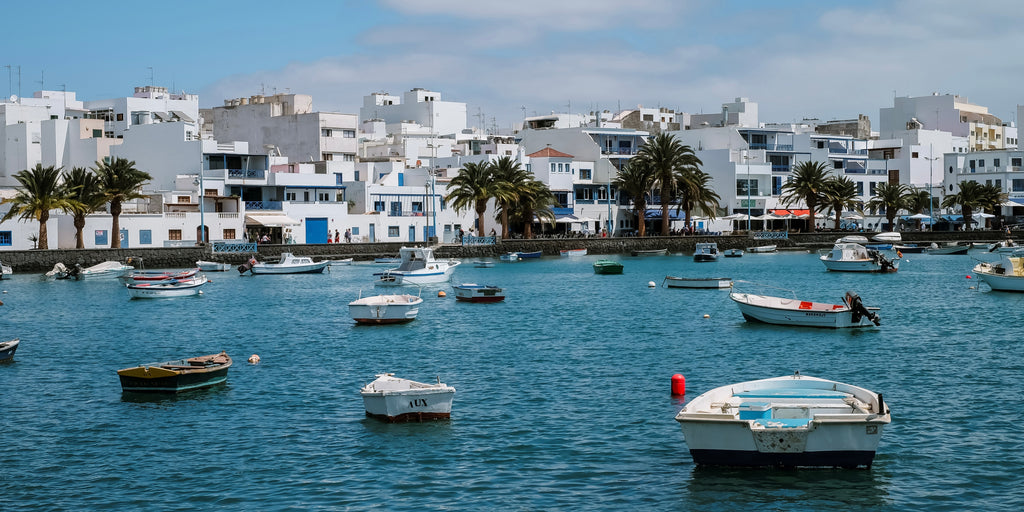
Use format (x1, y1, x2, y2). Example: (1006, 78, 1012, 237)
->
(872, 232, 902, 242)
(196, 260, 232, 272)
(724, 249, 744, 258)
(348, 293, 423, 324)
(452, 283, 505, 302)
(374, 257, 402, 264)
(126, 274, 209, 299)
(987, 239, 1019, 253)
(360, 373, 456, 422)
(77, 261, 135, 279)
(499, 252, 520, 262)
(328, 258, 354, 266)
(473, 260, 495, 268)
(837, 235, 869, 244)
(693, 242, 719, 262)
(664, 276, 733, 289)
(247, 253, 329, 275)
(973, 252, 1024, 292)
(122, 268, 200, 283)
(0, 260, 11, 279)
(747, 245, 777, 253)
(926, 243, 969, 255)
(674, 372, 890, 468)
(372, 247, 460, 286)
(560, 248, 587, 257)
(730, 291, 880, 328)
(819, 242, 899, 272)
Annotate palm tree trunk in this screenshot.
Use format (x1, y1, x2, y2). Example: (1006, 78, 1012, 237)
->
(500, 205, 509, 238)
(37, 212, 49, 250)
(661, 199, 670, 236)
(110, 200, 122, 249)
(74, 215, 86, 249)
(636, 207, 646, 237)
(524, 209, 534, 238)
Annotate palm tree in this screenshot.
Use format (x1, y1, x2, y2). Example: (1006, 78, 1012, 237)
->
(676, 170, 721, 230)
(903, 187, 932, 230)
(61, 167, 106, 249)
(445, 161, 495, 236)
(821, 175, 860, 231)
(1, 164, 71, 250)
(514, 179, 556, 239)
(866, 182, 910, 232)
(93, 157, 152, 249)
(780, 161, 830, 233)
(942, 180, 985, 230)
(635, 133, 702, 235)
(489, 156, 532, 238)
(613, 159, 656, 237)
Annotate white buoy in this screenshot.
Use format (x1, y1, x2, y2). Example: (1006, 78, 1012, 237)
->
(647, 281, 656, 288)
(703, 314, 710, 319)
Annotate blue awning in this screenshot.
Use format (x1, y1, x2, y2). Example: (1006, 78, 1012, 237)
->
(645, 209, 685, 220)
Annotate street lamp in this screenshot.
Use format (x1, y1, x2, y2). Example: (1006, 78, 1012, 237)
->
(741, 150, 754, 231)
(925, 143, 940, 231)
(194, 170, 205, 244)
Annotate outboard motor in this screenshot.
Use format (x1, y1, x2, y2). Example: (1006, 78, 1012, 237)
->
(237, 256, 257, 275)
(68, 263, 82, 280)
(845, 291, 880, 326)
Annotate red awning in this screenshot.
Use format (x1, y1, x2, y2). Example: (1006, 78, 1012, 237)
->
(770, 209, 810, 216)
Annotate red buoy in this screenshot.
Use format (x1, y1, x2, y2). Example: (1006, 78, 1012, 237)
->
(671, 374, 686, 396)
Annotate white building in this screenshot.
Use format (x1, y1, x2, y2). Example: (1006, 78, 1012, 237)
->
(360, 88, 467, 138)
(880, 93, 1010, 151)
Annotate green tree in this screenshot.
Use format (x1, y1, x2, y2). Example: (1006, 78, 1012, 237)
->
(61, 167, 106, 249)
(93, 157, 152, 249)
(0, 164, 70, 250)
(635, 133, 702, 235)
(676, 169, 721, 230)
(489, 156, 532, 238)
(613, 159, 656, 237)
(780, 161, 830, 233)
(445, 161, 495, 237)
(821, 175, 860, 230)
(903, 187, 932, 230)
(514, 179, 556, 239)
(977, 182, 1008, 229)
(866, 182, 910, 231)
(942, 180, 986, 230)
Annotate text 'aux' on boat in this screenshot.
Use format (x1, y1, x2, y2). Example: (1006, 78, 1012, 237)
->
(360, 373, 456, 422)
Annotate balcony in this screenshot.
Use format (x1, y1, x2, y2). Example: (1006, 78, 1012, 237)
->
(245, 201, 283, 210)
(226, 169, 266, 179)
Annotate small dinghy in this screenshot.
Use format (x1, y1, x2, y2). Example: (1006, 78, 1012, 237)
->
(730, 290, 880, 328)
(664, 276, 733, 289)
(360, 373, 456, 422)
(452, 283, 505, 302)
(348, 293, 423, 324)
(117, 352, 232, 393)
(0, 338, 20, 362)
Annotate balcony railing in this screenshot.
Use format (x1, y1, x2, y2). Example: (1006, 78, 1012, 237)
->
(751, 143, 794, 151)
(213, 242, 257, 253)
(226, 169, 266, 179)
(245, 201, 282, 210)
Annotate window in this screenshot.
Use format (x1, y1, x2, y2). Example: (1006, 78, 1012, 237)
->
(223, 229, 235, 240)
(558, 163, 564, 172)
(969, 160, 976, 170)
(996, 179, 1002, 188)
(870, 182, 878, 196)
(343, 154, 355, 162)
(388, 226, 400, 237)
(352, 227, 360, 235)
(550, 163, 556, 173)
(354, 170, 360, 181)
(553, 192, 569, 207)
(286, 192, 296, 201)
(856, 182, 864, 195)
(912, 151, 919, 158)
(817, 141, 825, 149)
(979, 159, 985, 167)
(374, 201, 385, 212)
(323, 153, 333, 161)
(576, 189, 593, 201)
(1013, 158, 1022, 167)
(318, 192, 330, 201)
(995, 158, 1001, 167)
(116, 113, 124, 121)
(1013, 179, 1024, 192)
(736, 179, 758, 196)
(412, 202, 423, 212)
(0, 231, 11, 246)
(580, 169, 592, 180)
(92, 129, 102, 138)
(833, 160, 844, 169)
(343, 129, 355, 138)
(321, 128, 333, 137)
(773, 176, 783, 195)
(139, 230, 152, 245)
(168, 229, 182, 241)
(177, 196, 191, 203)
(390, 202, 401, 216)
(596, 187, 608, 200)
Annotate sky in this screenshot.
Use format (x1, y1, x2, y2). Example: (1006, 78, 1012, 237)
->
(5, 0, 1024, 131)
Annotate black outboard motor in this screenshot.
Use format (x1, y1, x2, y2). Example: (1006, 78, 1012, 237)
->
(69, 263, 82, 280)
(845, 291, 880, 325)
(237, 256, 257, 275)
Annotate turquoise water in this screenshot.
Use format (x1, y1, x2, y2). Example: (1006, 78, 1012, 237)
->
(2, 250, 1024, 511)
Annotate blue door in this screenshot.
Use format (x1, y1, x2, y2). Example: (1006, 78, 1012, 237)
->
(306, 217, 328, 244)
(408, 226, 416, 242)
(119, 229, 129, 248)
(368, 224, 376, 242)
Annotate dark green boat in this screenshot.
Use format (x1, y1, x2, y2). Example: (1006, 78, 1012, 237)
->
(593, 260, 624, 275)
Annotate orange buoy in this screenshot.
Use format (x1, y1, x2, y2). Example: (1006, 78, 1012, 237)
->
(248, 354, 261, 364)
(438, 290, 447, 297)
(671, 374, 686, 396)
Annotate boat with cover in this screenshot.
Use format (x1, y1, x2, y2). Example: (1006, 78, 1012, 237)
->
(664, 276, 733, 289)
(631, 248, 668, 256)
(747, 245, 777, 253)
(724, 249, 744, 258)
(243, 253, 329, 275)
(820, 241, 899, 272)
(0, 338, 20, 362)
(72, 261, 135, 280)
(348, 292, 423, 324)
(973, 251, 1024, 292)
(373, 247, 460, 286)
(593, 260, 624, 274)
(674, 372, 890, 468)
(196, 260, 232, 272)
(452, 283, 505, 302)
(872, 232, 902, 242)
(117, 352, 232, 393)
(360, 373, 456, 422)
(730, 290, 880, 328)
(560, 248, 588, 257)
(126, 274, 209, 299)
(693, 243, 719, 262)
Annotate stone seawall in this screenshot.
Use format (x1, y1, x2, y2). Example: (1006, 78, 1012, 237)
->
(0, 230, 1013, 273)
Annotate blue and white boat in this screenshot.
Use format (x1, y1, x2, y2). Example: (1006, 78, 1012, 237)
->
(675, 372, 890, 468)
(517, 250, 543, 259)
(693, 243, 719, 262)
(374, 247, 460, 286)
(0, 338, 19, 362)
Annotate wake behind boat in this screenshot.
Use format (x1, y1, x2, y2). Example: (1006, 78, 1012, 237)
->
(674, 372, 890, 468)
(731, 290, 880, 328)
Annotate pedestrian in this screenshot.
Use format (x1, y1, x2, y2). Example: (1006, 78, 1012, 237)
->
(344, 228, 352, 243)
(335, 230, 340, 243)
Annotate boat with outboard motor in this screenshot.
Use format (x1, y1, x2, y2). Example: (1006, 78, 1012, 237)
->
(373, 247, 460, 286)
(730, 290, 880, 328)
(973, 250, 1024, 292)
(240, 253, 328, 275)
(693, 243, 719, 262)
(820, 241, 899, 272)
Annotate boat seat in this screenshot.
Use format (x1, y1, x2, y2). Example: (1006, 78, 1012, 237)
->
(735, 388, 848, 399)
(752, 418, 812, 428)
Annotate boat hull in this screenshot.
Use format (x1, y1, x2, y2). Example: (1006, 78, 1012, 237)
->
(197, 260, 232, 271)
(693, 254, 718, 262)
(251, 262, 328, 274)
(0, 338, 19, 362)
(374, 267, 456, 286)
(593, 261, 624, 274)
(349, 295, 422, 323)
(975, 272, 1024, 292)
(665, 277, 732, 289)
(927, 245, 969, 255)
(453, 285, 505, 302)
(631, 249, 667, 256)
(820, 259, 890, 272)
(560, 249, 587, 257)
(117, 353, 231, 393)
(747, 245, 777, 253)
(517, 251, 542, 259)
(731, 293, 879, 328)
(361, 388, 455, 422)
(126, 276, 208, 299)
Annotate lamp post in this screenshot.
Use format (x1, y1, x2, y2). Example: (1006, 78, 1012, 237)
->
(194, 169, 206, 244)
(426, 143, 437, 243)
(925, 143, 940, 231)
(741, 150, 754, 231)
